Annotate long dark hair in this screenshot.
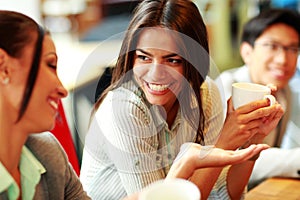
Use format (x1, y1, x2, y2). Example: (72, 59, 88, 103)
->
(0, 10, 45, 122)
(94, 0, 210, 143)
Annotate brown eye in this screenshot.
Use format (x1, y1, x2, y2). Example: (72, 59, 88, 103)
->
(167, 58, 182, 64)
(137, 55, 150, 61)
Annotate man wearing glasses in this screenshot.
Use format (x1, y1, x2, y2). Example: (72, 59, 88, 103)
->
(219, 8, 300, 189)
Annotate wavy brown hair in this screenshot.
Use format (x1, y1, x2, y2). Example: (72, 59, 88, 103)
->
(94, 0, 210, 143)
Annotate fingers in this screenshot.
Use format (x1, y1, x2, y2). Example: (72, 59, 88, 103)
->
(227, 97, 234, 113)
(266, 83, 277, 90)
(233, 144, 269, 162)
(243, 144, 270, 154)
(239, 102, 283, 123)
(263, 104, 284, 123)
(246, 144, 270, 161)
(253, 144, 270, 152)
(236, 99, 272, 114)
(266, 83, 277, 95)
(168, 143, 271, 180)
(200, 144, 270, 166)
(167, 143, 270, 180)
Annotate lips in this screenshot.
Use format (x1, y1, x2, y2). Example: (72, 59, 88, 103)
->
(272, 69, 285, 76)
(270, 69, 289, 80)
(147, 82, 170, 92)
(48, 99, 58, 110)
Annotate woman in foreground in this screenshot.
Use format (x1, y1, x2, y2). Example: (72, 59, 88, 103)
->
(0, 11, 90, 200)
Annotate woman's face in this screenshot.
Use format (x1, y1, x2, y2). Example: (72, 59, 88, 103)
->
(133, 27, 184, 111)
(8, 34, 68, 133)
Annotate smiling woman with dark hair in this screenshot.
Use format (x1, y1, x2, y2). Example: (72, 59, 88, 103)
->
(0, 10, 90, 200)
(80, 0, 284, 199)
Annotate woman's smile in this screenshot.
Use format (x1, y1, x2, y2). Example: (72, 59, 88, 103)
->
(48, 98, 58, 110)
(144, 80, 175, 95)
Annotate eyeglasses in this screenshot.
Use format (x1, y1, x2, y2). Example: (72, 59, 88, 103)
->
(254, 42, 299, 56)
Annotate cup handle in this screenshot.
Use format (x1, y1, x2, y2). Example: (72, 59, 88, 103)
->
(264, 94, 276, 106)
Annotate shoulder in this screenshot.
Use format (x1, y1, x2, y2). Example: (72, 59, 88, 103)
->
(26, 132, 69, 170)
(26, 132, 62, 151)
(219, 65, 250, 83)
(97, 81, 151, 122)
(219, 66, 242, 83)
(26, 133, 89, 199)
(201, 76, 218, 90)
(101, 80, 144, 107)
(200, 77, 225, 143)
(201, 77, 224, 112)
(218, 66, 249, 99)
(201, 77, 222, 102)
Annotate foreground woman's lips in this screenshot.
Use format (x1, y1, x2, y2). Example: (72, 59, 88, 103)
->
(48, 99, 58, 110)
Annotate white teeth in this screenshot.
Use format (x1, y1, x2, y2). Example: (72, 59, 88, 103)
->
(49, 100, 58, 110)
(148, 83, 169, 91)
(276, 71, 284, 76)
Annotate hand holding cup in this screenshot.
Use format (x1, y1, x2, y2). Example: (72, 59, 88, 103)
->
(232, 82, 276, 109)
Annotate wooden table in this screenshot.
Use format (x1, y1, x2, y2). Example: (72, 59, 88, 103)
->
(245, 177, 300, 200)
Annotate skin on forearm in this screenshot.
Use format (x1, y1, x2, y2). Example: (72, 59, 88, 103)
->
(189, 168, 223, 200)
(166, 153, 196, 180)
(227, 162, 255, 199)
(190, 164, 254, 200)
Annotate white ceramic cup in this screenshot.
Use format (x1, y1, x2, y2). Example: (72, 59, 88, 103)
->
(138, 178, 200, 200)
(232, 82, 276, 109)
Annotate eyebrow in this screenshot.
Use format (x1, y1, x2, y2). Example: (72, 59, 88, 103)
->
(136, 49, 179, 58)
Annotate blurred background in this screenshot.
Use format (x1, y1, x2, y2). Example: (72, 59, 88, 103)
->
(1, 0, 299, 166)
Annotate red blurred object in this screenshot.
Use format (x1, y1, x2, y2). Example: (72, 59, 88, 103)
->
(51, 100, 80, 175)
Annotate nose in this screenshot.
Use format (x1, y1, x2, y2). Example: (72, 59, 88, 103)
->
(57, 80, 68, 98)
(149, 62, 166, 80)
(274, 48, 288, 64)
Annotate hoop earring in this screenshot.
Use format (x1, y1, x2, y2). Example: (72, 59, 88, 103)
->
(2, 77, 9, 85)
